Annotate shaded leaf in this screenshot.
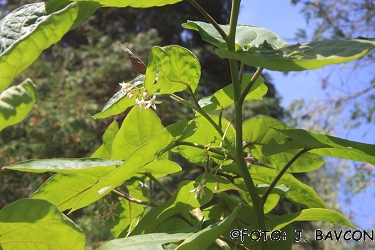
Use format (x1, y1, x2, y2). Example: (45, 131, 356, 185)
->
(0, 78, 36, 131)
(182, 21, 286, 51)
(264, 128, 375, 165)
(0, 199, 85, 249)
(0, 1, 99, 91)
(144, 45, 201, 95)
(216, 37, 375, 71)
(198, 74, 267, 112)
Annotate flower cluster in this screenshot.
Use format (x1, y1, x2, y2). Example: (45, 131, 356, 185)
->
(119, 82, 162, 110)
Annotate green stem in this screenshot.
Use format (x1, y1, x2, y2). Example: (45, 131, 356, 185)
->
(262, 148, 310, 203)
(187, 0, 227, 40)
(112, 189, 160, 207)
(140, 172, 173, 198)
(238, 67, 264, 105)
(177, 141, 235, 160)
(227, 1, 268, 249)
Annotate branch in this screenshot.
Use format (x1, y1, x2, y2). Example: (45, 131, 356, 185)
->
(238, 68, 264, 105)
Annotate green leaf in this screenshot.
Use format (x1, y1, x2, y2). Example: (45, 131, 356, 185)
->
(182, 21, 286, 51)
(249, 166, 326, 208)
(177, 115, 235, 165)
(92, 75, 144, 119)
(0, 199, 85, 250)
(76, 0, 182, 8)
(31, 173, 107, 212)
(69, 120, 188, 212)
(176, 205, 239, 250)
(0, 1, 99, 92)
(0, 78, 36, 131)
(216, 37, 375, 71)
(266, 208, 356, 230)
(97, 232, 193, 250)
(142, 160, 182, 178)
(144, 45, 201, 95)
(107, 176, 149, 238)
(198, 74, 267, 112)
(131, 181, 213, 235)
(242, 117, 324, 172)
(111, 106, 165, 160)
(91, 120, 119, 158)
(2, 158, 122, 177)
(264, 128, 375, 165)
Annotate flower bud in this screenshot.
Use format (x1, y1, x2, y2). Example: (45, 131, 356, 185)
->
(215, 184, 220, 191)
(201, 178, 207, 185)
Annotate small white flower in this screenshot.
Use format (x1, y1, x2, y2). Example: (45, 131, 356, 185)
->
(146, 95, 162, 110)
(190, 183, 205, 199)
(119, 82, 133, 92)
(135, 98, 147, 110)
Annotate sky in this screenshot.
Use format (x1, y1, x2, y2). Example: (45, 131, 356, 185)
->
(238, 1, 375, 230)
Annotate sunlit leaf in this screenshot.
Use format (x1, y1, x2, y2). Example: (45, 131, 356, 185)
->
(92, 75, 144, 119)
(144, 45, 201, 95)
(242, 117, 324, 172)
(182, 21, 286, 51)
(198, 74, 267, 112)
(0, 1, 99, 92)
(3, 158, 121, 177)
(142, 160, 182, 178)
(76, 0, 182, 8)
(0, 78, 36, 131)
(0, 199, 85, 249)
(217, 37, 375, 71)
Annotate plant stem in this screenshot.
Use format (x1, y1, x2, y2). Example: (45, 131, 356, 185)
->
(238, 67, 264, 105)
(187, 0, 227, 40)
(227, 1, 268, 249)
(140, 172, 173, 198)
(262, 148, 310, 203)
(177, 141, 235, 160)
(112, 189, 160, 207)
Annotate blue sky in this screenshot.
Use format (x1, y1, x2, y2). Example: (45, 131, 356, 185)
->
(238, 1, 375, 230)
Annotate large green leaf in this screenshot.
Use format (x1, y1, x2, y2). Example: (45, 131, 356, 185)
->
(3, 158, 122, 177)
(198, 74, 267, 112)
(142, 160, 182, 178)
(92, 75, 144, 119)
(69, 120, 188, 212)
(111, 106, 165, 160)
(144, 45, 201, 95)
(97, 232, 193, 250)
(91, 120, 119, 158)
(242, 117, 324, 172)
(266, 208, 356, 230)
(0, 1, 99, 92)
(31, 173, 108, 212)
(0, 78, 36, 131)
(182, 21, 286, 51)
(248, 166, 326, 208)
(0, 199, 85, 250)
(131, 181, 213, 235)
(176, 206, 238, 250)
(76, 0, 182, 8)
(263, 128, 375, 165)
(216, 37, 375, 71)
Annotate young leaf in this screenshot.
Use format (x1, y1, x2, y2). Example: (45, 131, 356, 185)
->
(2, 158, 122, 177)
(0, 1, 99, 92)
(216, 37, 375, 71)
(0, 78, 36, 131)
(92, 75, 144, 119)
(264, 128, 375, 165)
(182, 21, 286, 51)
(0, 199, 85, 249)
(198, 74, 268, 112)
(242, 117, 324, 172)
(266, 208, 356, 230)
(144, 45, 201, 95)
